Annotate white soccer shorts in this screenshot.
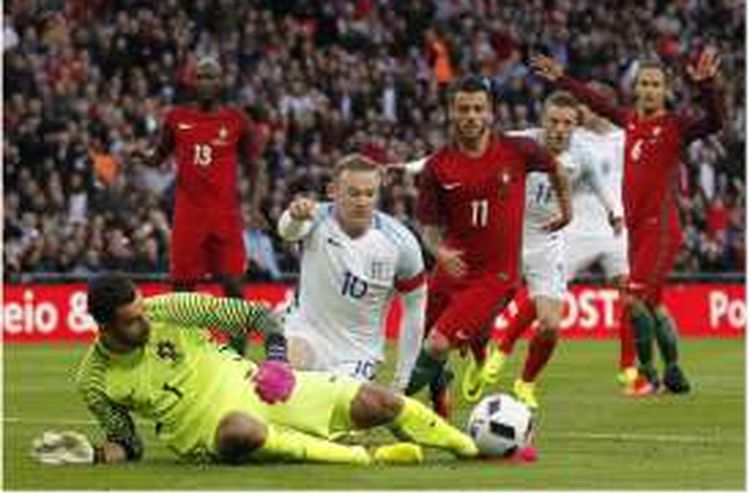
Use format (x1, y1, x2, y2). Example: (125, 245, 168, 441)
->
(522, 229, 567, 301)
(565, 231, 629, 281)
(285, 328, 379, 382)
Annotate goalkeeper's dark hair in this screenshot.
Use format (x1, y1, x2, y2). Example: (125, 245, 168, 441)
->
(87, 272, 137, 325)
(450, 74, 496, 105)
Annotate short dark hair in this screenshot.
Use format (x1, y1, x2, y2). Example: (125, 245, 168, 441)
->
(636, 59, 671, 83)
(87, 272, 137, 325)
(450, 74, 495, 104)
(333, 153, 381, 178)
(543, 90, 579, 110)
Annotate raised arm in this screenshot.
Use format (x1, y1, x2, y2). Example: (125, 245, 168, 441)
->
(277, 197, 322, 242)
(680, 50, 723, 143)
(145, 293, 286, 360)
(531, 54, 629, 127)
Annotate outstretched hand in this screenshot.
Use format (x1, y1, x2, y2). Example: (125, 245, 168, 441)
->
(530, 54, 564, 82)
(253, 360, 296, 404)
(686, 49, 721, 83)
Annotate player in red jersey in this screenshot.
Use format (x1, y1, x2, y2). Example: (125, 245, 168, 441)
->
(532, 50, 722, 393)
(135, 56, 264, 355)
(403, 76, 572, 414)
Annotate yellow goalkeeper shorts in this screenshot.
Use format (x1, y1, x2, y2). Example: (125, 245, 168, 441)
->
(169, 369, 363, 462)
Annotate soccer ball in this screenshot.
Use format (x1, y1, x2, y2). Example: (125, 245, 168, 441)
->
(466, 393, 534, 457)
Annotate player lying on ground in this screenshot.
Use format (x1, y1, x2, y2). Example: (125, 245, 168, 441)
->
(31, 273, 477, 465)
(401, 75, 571, 417)
(278, 154, 426, 391)
(532, 49, 723, 393)
(470, 91, 622, 409)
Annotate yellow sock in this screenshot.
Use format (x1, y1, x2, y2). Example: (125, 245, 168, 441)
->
(253, 425, 371, 465)
(389, 396, 478, 458)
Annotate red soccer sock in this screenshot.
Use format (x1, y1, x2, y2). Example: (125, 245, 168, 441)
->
(500, 294, 537, 355)
(619, 305, 636, 370)
(521, 334, 558, 383)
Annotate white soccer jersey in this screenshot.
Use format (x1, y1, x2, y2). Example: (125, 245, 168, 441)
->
(507, 129, 582, 234)
(568, 128, 625, 236)
(280, 203, 425, 385)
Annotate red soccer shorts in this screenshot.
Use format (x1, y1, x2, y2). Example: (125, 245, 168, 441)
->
(426, 271, 517, 347)
(170, 209, 246, 283)
(627, 221, 682, 307)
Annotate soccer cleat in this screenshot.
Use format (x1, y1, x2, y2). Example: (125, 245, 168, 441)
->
(462, 357, 485, 403)
(623, 374, 655, 397)
(662, 364, 691, 394)
(616, 366, 638, 387)
(513, 379, 539, 410)
(373, 443, 424, 465)
(450, 432, 480, 459)
(429, 369, 453, 419)
(481, 344, 507, 385)
(638, 365, 661, 393)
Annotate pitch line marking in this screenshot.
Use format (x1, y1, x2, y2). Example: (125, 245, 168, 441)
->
(4, 417, 730, 445)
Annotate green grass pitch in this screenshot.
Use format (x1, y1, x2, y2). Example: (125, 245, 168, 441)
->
(3, 338, 745, 490)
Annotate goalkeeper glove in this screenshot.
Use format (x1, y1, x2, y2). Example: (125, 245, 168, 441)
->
(253, 360, 295, 404)
(31, 431, 95, 465)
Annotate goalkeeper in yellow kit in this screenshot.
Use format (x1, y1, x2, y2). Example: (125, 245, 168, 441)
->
(32, 273, 477, 466)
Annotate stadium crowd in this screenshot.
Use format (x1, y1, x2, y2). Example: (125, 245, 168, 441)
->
(3, 0, 745, 280)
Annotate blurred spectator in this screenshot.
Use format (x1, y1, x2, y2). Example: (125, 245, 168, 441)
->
(3, 0, 744, 280)
(243, 208, 282, 282)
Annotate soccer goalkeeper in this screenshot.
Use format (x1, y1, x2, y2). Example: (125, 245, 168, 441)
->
(31, 273, 477, 466)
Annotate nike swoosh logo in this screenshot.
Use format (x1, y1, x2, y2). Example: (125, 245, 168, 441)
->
(443, 183, 461, 190)
(177, 123, 193, 130)
(327, 237, 342, 247)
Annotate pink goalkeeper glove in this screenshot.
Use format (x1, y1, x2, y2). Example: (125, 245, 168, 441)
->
(253, 361, 296, 404)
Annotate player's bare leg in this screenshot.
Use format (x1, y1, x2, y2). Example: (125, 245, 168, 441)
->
(405, 329, 451, 397)
(513, 296, 561, 410)
(221, 274, 245, 299)
(351, 383, 478, 459)
(483, 289, 537, 385)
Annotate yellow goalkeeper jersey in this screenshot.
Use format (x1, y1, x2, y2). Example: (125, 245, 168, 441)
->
(75, 293, 278, 460)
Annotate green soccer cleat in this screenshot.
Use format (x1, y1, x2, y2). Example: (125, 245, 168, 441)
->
(462, 356, 485, 403)
(481, 344, 507, 385)
(513, 379, 539, 410)
(616, 366, 638, 387)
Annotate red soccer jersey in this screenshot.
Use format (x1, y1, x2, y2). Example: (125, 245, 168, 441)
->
(558, 77, 722, 233)
(417, 135, 557, 284)
(161, 105, 253, 215)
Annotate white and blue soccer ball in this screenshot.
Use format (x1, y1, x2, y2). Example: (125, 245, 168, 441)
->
(467, 393, 534, 457)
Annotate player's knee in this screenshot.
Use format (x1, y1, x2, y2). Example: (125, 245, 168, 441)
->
(350, 383, 404, 429)
(536, 324, 558, 341)
(425, 330, 451, 359)
(215, 412, 267, 464)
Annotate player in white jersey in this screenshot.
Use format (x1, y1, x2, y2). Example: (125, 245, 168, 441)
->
(277, 154, 427, 391)
(477, 91, 622, 409)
